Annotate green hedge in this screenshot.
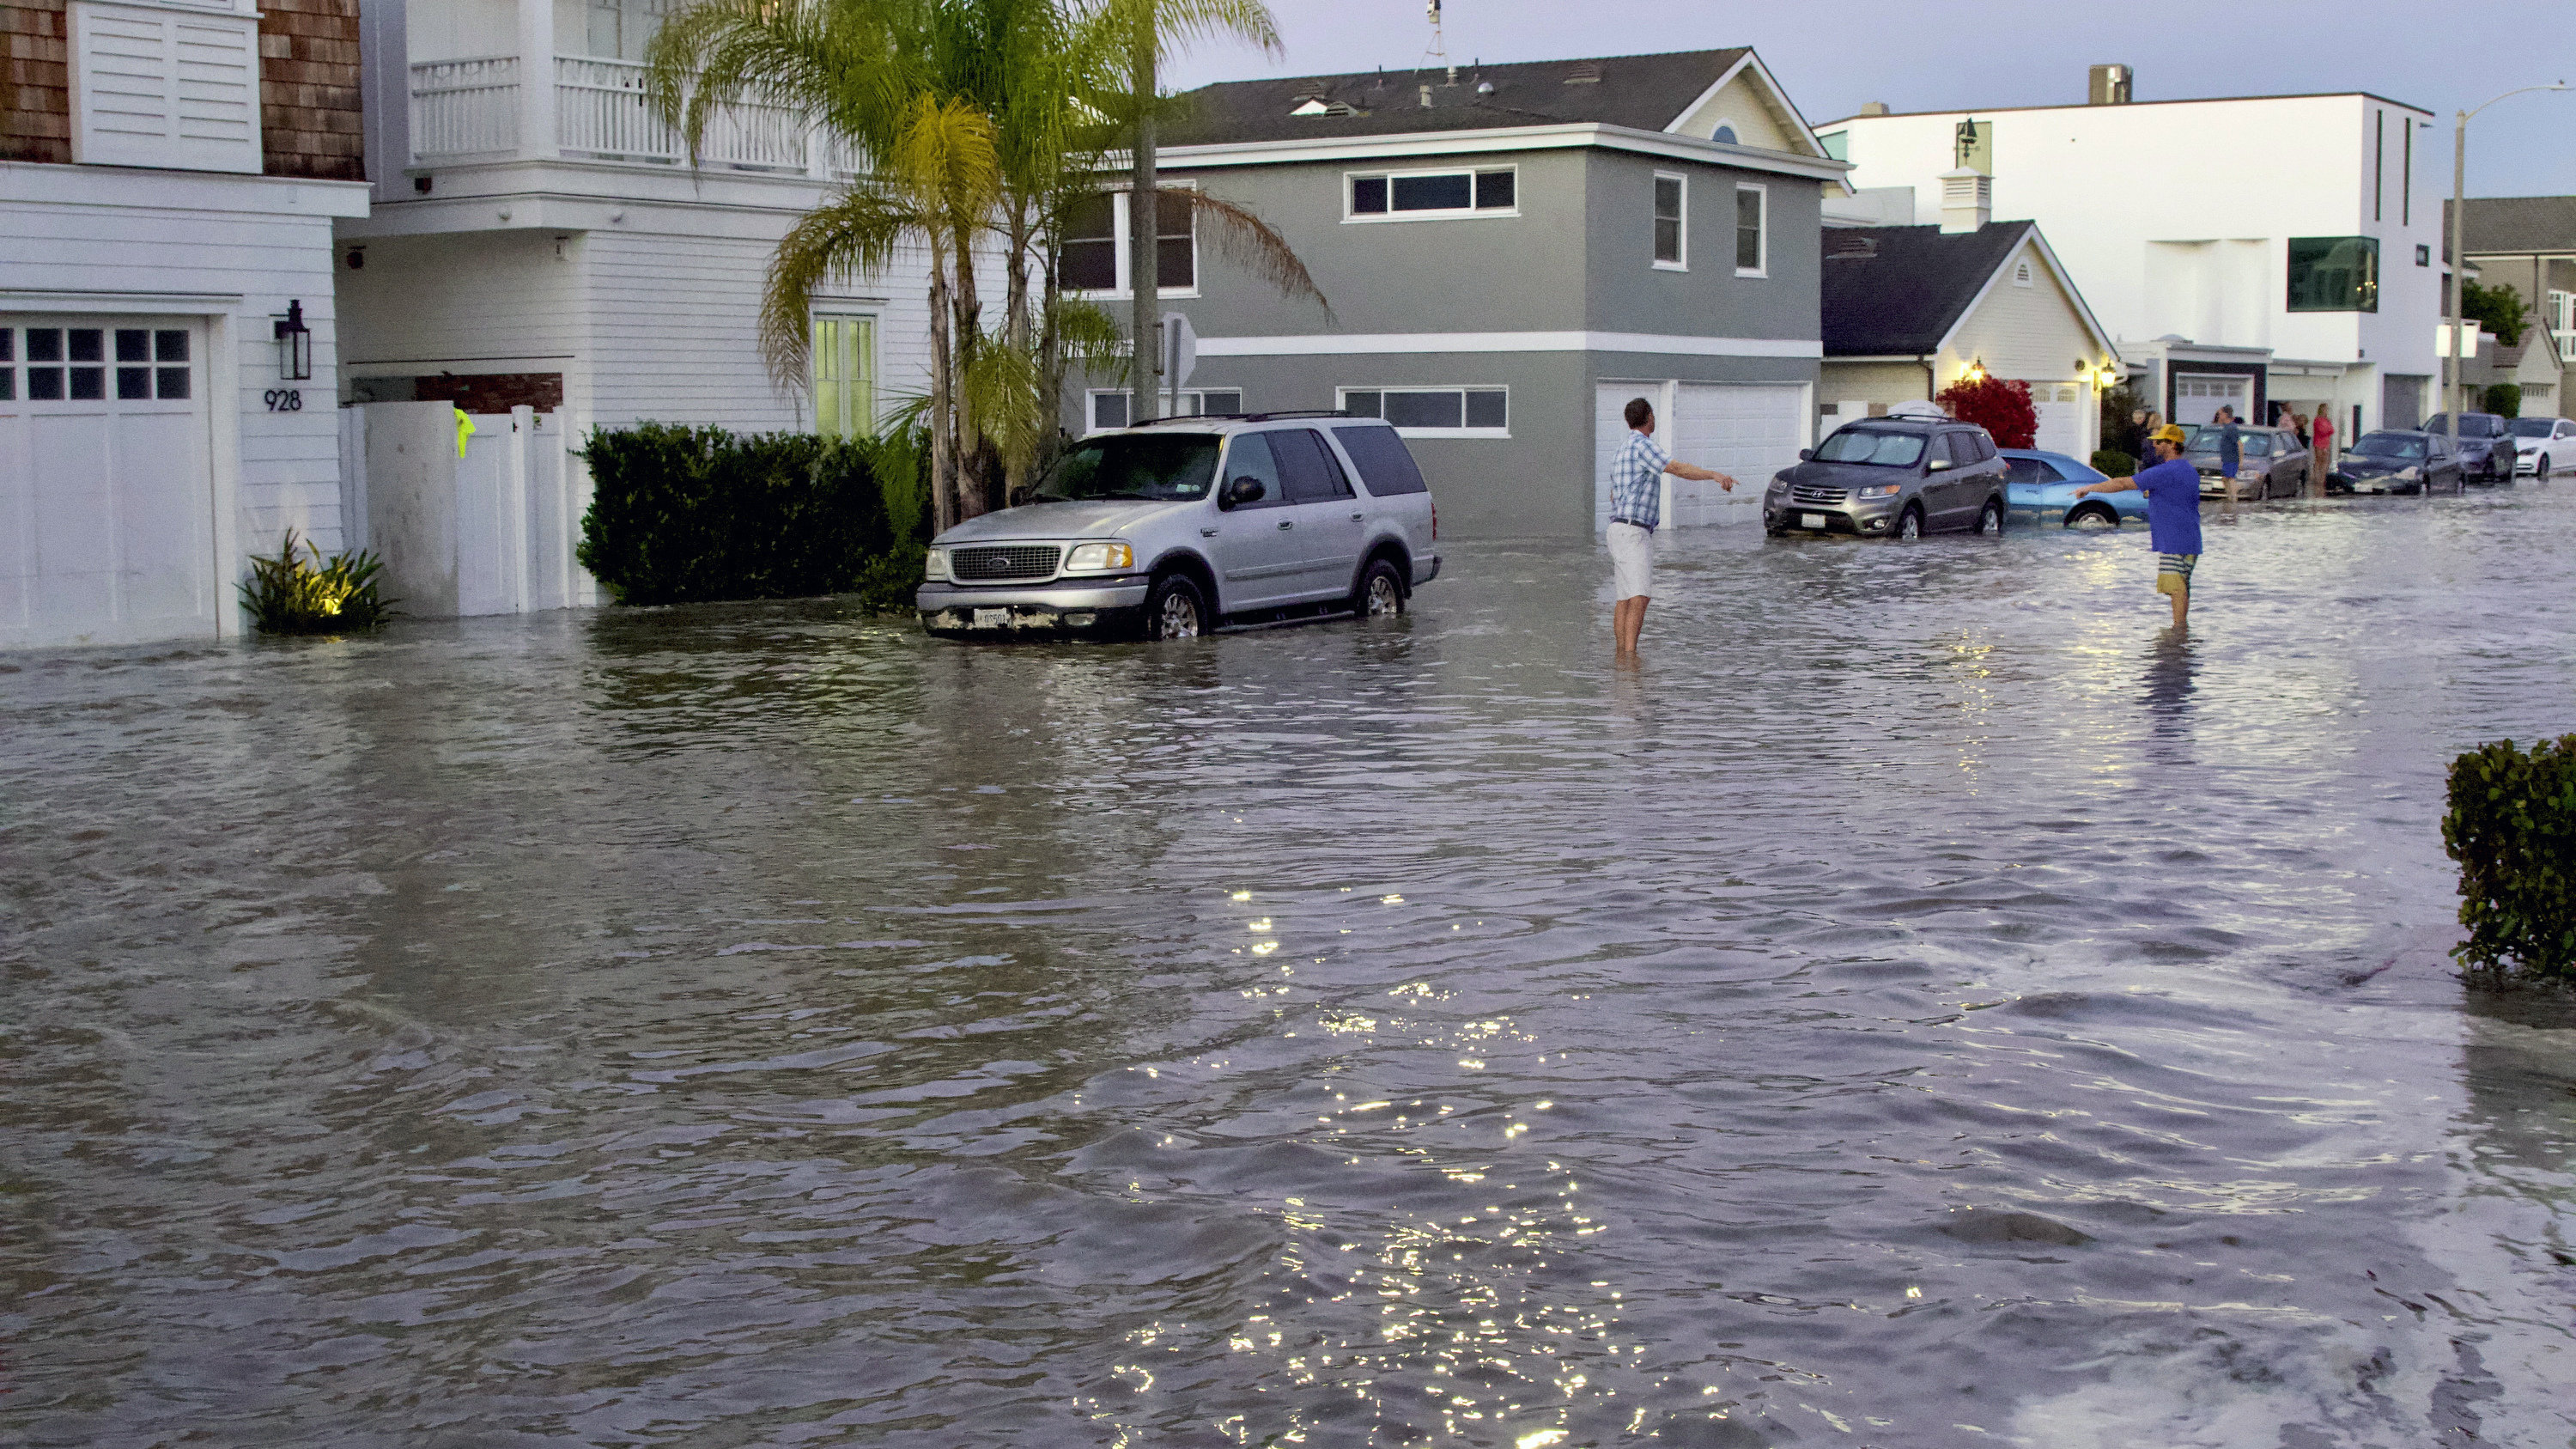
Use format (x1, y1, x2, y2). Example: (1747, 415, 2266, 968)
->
(2444, 734, 2576, 984)
(577, 423, 928, 607)
(2091, 448, 2137, 478)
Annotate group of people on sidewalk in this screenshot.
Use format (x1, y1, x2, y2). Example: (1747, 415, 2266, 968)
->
(2122, 403, 2338, 500)
(1606, 394, 2260, 654)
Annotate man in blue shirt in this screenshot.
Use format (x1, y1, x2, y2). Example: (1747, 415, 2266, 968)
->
(1607, 397, 1734, 654)
(2073, 423, 2203, 630)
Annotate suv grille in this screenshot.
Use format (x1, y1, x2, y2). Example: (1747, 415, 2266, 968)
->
(1790, 483, 1850, 505)
(952, 545, 1061, 581)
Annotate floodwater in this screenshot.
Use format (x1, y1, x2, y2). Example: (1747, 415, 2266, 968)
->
(6, 488, 2574, 1449)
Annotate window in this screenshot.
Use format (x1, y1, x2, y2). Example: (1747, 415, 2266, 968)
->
(1347, 167, 1516, 221)
(1054, 190, 1195, 297)
(2549, 290, 2574, 353)
(1735, 184, 1765, 275)
(2003, 456, 2063, 484)
(2372, 109, 2384, 222)
(1817, 130, 1848, 162)
(1216, 433, 1287, 508)
(2287, 236, 2380, 312)
(4, 325, 190, 404)
(1652, 173, 1686, 269)
(1271, 429, 1355, 502)
(1711, 123, 1739, 145)
(1086, 389, 1242, 432)
(1331, 424, 1430, 495)
(1338, 387, 1508, 438)
(810, 314, 875, 438)
(2415, 244, 2430, 267)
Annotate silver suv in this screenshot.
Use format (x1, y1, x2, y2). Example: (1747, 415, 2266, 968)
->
(916, 412, 1441, 640)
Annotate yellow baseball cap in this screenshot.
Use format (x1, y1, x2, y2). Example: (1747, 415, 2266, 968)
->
(2151, 423, 2188, 446)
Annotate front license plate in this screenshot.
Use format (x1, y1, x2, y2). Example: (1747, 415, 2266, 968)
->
(972, 608, 1009, 628)
(1800, 513, 1828, 530)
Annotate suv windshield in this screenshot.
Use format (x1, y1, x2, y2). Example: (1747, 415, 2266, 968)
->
(2507, 417, 2555, 437)
(2424, 414, 2503, 437)
(1034, 433, 1221, 502)
(1814, 427, 1926, 467)
(2351, 432, 2427, 460)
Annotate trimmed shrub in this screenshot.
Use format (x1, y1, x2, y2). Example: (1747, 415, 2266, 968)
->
(2482, 383, 2522, 419)
(577, 424, 930, 606)
(2444, 734, 2576, 985)
(240, 529, 394, 634)
(2091, 448, 2137, 478)
(1935, 374, 2038, 448)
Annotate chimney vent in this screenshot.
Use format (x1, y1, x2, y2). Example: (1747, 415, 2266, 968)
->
(1860, 100, 1890, 117)
(1939, 167, 1991, 234)
(2088, 64, 2133, 105)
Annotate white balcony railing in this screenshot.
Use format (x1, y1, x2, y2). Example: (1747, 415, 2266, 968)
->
(410, 53, 848, 176)
(410, 56, 520, 157)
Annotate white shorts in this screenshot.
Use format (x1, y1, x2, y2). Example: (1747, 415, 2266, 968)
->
(1607, 521, 1656, 600)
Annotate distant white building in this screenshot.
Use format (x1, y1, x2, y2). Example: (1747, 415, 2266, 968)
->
(1820, 72, 2441, 436)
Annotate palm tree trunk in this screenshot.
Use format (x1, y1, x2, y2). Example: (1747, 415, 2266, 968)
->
(951, 218, 989, 519)
(1002, 199, 1035, 503)
(927, 263, 957, 535)
(1037, 235, 1066, 475)
(1127, 2, 1159, 422)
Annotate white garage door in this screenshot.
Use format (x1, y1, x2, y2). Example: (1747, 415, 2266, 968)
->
(2032, 381, 2087, 457)
(0, 317, 216, 648)
(1595, 381, 1807, 532)
(2173, 374, 2251, 428)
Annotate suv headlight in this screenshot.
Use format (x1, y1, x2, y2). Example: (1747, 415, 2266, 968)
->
(923, 547, 952, 581)
(1856, 483, 1902, 498)
(1063, 541, 1133, 573)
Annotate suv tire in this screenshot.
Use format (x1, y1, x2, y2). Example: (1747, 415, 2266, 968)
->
(1895, 504, 1923, 540)
(1353, 557, 1406, 618)
(1145, 573, 1206, 641)
(1973, 496, 2005, 535)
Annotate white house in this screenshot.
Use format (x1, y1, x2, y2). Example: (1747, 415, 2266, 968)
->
(3, 0, 370, 649)
(337, 0, 935, 487)
(1820, 73, 2442, 439)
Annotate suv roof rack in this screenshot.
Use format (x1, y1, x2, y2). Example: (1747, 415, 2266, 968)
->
(1127, 410, 1358, 427)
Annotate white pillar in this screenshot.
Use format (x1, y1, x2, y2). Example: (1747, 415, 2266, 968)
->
(505, 405, 534, 612)
(517, 0, 556, 159)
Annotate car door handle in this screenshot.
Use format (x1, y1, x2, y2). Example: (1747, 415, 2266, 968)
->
(1201, 527, 1219, 537)
(1351, 512, 1364, 521)
(1278, 520, 1294, 530)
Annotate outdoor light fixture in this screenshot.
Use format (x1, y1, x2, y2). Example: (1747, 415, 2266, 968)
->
(273, 300, 313, 381)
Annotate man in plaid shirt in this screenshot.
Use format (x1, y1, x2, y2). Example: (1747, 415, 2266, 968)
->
(1607, 396, 1734, 654)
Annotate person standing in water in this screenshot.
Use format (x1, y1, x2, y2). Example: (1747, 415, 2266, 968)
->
(2072, 423, 2202, 630)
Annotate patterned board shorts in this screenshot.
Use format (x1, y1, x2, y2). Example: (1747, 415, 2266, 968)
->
(2156, 552, 2199, 595)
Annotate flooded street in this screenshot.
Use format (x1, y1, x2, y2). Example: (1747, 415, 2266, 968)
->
(6, 488, 2574, 1447)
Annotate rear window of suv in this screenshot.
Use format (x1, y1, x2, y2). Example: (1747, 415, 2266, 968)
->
(1331, 424, 1430, 495)
(1814, 427, 1926, 466)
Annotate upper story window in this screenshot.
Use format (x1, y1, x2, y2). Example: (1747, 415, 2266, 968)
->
(1056, 190, 1195, 298)
(2287, 236, 2380, 313)
(1338, 387, 1509, 439)
(1735, 184, 1766, 277)
(2551, 290, 2574, 350)
(1346, 167, 1516, 222)
(1653, 174, 1686, 270)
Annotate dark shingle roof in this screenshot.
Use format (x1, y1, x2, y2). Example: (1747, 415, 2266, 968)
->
(1162, 47, 1755, 149)
(2450, 196, 2576, 255)
(1820, 222, 2036, 356)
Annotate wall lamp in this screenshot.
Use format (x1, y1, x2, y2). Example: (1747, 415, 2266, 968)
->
(274, 300, 313, 381)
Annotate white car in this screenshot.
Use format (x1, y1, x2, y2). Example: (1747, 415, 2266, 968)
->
(2507, 417, 2574, 478)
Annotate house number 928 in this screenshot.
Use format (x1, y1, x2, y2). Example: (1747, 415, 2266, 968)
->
(264, 389, 303, 411)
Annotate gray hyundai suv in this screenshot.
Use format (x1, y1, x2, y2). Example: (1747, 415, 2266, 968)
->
(1763, 416, 2009, 538)
(916, 412, 1441, 640)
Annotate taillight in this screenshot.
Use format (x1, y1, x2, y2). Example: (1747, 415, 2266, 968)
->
(1431, 500, 1438, 541)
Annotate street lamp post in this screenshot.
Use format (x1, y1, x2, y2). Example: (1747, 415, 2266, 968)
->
(2447, 82, 2568, 485)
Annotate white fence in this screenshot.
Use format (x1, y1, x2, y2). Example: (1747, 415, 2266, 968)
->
(410, 52, 840, 173)
(350, 402, 599, 619)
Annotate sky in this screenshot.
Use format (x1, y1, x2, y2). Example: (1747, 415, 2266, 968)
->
(1164, 0, 2576, 200)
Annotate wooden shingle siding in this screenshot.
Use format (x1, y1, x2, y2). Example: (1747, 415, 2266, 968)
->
(257, 0, 360, 180)
(3, 0, 73, 164)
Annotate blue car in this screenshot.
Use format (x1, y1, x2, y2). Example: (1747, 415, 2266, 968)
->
(2001, 449, 2148, 529)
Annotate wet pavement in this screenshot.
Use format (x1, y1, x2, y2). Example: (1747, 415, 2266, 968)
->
(4, 487, 2573, 1448)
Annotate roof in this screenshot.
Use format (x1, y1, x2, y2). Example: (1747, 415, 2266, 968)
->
(1820, 222, 2037, 356)
(1163, 47, 1756, 149)
(2450, 195, 2576, 255)
(1817, 90, 2431, 127)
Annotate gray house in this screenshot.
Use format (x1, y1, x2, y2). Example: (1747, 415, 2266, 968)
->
(1065, 48, 1849, 537)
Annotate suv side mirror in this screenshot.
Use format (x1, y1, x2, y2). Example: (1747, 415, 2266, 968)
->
(1223, 476, 1266, 508)
(1797, 448, 1814, 462)
(1927, 457, 1953, 472)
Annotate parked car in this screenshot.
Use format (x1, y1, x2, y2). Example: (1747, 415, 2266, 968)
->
(2001, 449, 2148, 528)
(2418, 413, 2517, 483)
(916, 414, 1440, 640)
(1764, 417, 2009, 539)
(2330, 429, 2461, 495)
(2506, 416, 2573, 478)
(2181, 423, 2310, 499)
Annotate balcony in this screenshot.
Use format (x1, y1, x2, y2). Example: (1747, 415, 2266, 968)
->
(409, 53, 860, 176)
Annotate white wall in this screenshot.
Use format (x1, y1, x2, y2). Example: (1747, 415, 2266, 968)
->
(1831, 95, 2439, 382)
(2, 166, 371, 571)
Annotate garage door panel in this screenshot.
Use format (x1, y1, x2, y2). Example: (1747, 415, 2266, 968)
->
(0, 417, 33, 630)
(31, 412, 118, 628)
(1673, 381, 1803, 527)
(118, 410, 211, 621)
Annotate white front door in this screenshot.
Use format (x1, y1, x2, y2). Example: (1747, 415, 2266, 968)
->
(0, 317, 216, 648)
(1669, 381, 1806, 527)
(2032, 381, 2087, 456)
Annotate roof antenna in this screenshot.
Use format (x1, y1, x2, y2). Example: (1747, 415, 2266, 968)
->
(1425, 0, 1454, 87)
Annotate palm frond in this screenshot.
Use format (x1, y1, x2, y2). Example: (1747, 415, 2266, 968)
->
(760, 185, 914, 390)
(1163, 187, 1330, 319)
